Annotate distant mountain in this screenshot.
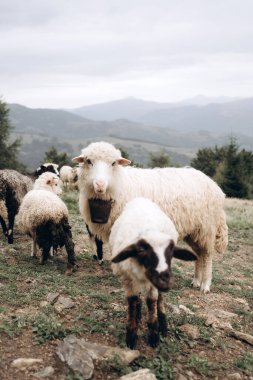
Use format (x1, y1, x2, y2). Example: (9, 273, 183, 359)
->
(69, 96, 253, 137)
(8, 101, 253, 170)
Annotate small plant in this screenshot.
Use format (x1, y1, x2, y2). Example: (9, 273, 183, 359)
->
(235, 352, 253, 372)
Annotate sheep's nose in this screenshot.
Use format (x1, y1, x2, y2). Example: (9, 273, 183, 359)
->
(159, 270, 170, 283)
(94, 180, 106, 192)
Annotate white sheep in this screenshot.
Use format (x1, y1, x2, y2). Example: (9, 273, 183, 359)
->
(110, 197, 197, 348)
(59, 165, 78, 189)
(73, 141, 228, 293)
(0, 169, 33, 244)
(17, 172, 76, 272)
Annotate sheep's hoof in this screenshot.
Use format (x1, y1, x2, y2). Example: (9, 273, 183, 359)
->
(126, 328, 138, 349)
(65, 263, 79, 275)
(192, 278, 201, 288)
(98, 259, 104, 265)
(93, 254, 98, 261)
(148, 332, 160, 348)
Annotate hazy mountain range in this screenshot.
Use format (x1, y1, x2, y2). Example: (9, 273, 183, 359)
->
(8, 95, 253, 169)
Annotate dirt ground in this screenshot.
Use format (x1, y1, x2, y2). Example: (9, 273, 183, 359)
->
(0, 194, 252, 380)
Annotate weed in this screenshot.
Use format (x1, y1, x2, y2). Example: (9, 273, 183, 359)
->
(234, 352, 253, 372)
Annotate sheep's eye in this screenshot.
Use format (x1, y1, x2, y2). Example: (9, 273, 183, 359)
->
(86, 159, 93, 166)
(112, 161, 116, 166)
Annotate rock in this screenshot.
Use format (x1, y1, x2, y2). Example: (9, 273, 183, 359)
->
(167, 304, 181, 315)
(230, 330, 253, 346)
(210, 309, 237, 320)
(40, 301, 49, 308)
(227, 373, 242, 380)
(34, 366, 55, 378)
(11, 358, 43, 369)
(120, 369, 157, 380)
(179, 305, 194, 315)
(205, 315, 233, 330)
(46, 292, 60, 304)
(179, 324, 200, 340)
(57, 336, 140, 379)
(54, 296, 75, 313)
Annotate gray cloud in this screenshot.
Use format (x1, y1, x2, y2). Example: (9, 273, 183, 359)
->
(1, 0, 253, 107)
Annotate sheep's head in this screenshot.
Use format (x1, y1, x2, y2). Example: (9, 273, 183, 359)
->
(112, 237, 197, 292)
(34, 172, 62, 195)
(72, 142, 130, 195)
(35, 163, 59, 178)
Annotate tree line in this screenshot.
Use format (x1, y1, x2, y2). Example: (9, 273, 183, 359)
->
(1, 100, 252, 199)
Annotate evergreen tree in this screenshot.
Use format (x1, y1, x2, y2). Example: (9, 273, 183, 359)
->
(42, 146, 73, 168)
(148, 150, 171, 168)
(219, 139, 247, 198)
(0, 100, 25, 170)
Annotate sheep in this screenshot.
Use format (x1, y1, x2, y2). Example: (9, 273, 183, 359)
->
(59, 165, 78, 189)
(17, 172, 76, 272)
(0, 169, 33, 244)
(35, 163, 59, 178)
(110, 197, 197, 348)
(73, 141, 228, 293)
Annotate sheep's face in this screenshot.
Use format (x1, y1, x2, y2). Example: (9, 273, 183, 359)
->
(72, 142, 131, 195)
(34, 173, 62, 195)
(112, 238, 198, 292)
(35, 163, 59, 178)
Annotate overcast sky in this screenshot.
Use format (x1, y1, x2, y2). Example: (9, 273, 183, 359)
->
(1, 0, 253, 108)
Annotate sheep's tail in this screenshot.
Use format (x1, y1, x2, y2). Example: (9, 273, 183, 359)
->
(215, 210, 228, 254)
(36, 217, 76, 265)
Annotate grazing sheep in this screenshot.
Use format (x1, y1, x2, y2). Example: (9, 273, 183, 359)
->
(73, 141, 228, 293)
(17, 172, 76, 272)
(0, 169, 33, 243)
(110, 197, 197, 348)
(35, 163, 59, 178)
(59, 165, 78, 189)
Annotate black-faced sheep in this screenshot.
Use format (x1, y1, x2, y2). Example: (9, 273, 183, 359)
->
(17, 172, 76, 272)
(35, 163, 59, 178)
(0, 169, 33, 243)
(110, 197, 197, 348)
(73, 141, 228, 293)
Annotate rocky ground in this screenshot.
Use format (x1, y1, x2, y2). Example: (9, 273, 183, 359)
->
(0, 193, 252, 380)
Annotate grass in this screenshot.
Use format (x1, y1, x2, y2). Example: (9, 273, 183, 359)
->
(0, 194, 253, 380)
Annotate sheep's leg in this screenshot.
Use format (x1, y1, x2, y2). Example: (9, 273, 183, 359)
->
(126, 295, 141, 349)
(146, 288, 159, 348)
(0, 215, 8, 238)
(86, 224, 103, 265)
(64, 230, 77, 272)
(7, 210, 15, 244)
(40, 247, 50, 265)
(31, 233, 37, 257)
(95, 236, 103, 265)
(157, 292, 167, 337)
(200, 252, 212, 293)
(184, 235, 203, 289)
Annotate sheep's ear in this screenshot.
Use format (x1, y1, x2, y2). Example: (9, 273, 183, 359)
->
(112, 244, 137, 263)
(173, 246, 198, 261)
(72, 155, 85, 163)
(117, 158, 131, 166)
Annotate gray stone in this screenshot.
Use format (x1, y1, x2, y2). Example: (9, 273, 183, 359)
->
(230, 330, 253, 346)
(175, 374, 188, 380)
(46, 292, 60, 304)
(179, 305, 194, 315)
(57, 336, 140, 379)
(120, 369, 157, 380)
(11, 358, 43, 369)
(209, 309, 237, 320)
(54, 296, 75, 313)
(227, 373, 242, 380)
(167, 304, 181, 315)
(34, 366, 55, 378)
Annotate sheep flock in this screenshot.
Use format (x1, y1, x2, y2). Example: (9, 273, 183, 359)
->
(0, 141, 229, 350)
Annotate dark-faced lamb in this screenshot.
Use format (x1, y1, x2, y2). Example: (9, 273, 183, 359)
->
(0, 169, 33, 243)
(73, 141, 228, 293)
(17, 172, 76, 272)
(35, 163, 59, 178)
(109, 197, 197, 348)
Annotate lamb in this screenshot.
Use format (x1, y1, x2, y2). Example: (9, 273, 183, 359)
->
(59, 165, 78, 189)
(73, 141, 228, 293)
(110, 197, 197, 348)
(17, 172, 76, 272)
(0, 169, 33, 243)
(35, 163, 59, 178)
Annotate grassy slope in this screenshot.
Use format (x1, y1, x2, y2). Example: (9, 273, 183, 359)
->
(0, 193, 252, 379)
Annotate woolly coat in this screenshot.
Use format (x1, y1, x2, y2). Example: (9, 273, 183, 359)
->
(109, 197, 178, 295)
(0, 169, 33, 225)
(77, 143, 228, 255)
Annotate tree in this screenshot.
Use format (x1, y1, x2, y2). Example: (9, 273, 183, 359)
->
(191, 146, 227, 177)
(148, 150, 171, 168)
(218, 139, 247, 198)
(42, 146, 73, 168)
(0, 100, 25, 170)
